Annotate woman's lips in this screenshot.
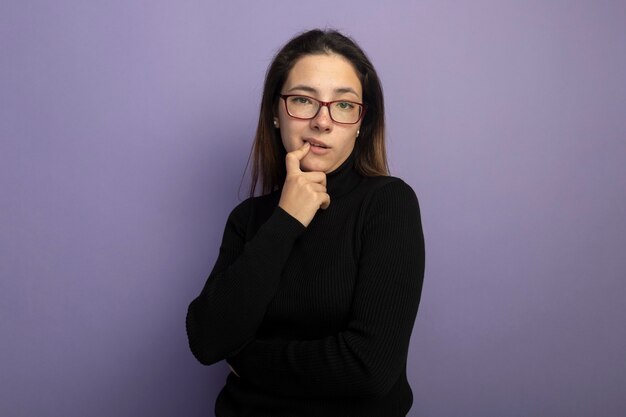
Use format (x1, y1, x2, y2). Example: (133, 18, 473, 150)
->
(304, 139, 329, 148)
(304, 139, 330, 155)
(309, 144, 329, 155)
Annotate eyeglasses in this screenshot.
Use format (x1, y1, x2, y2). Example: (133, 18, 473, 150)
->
(279, 94, 366, 125)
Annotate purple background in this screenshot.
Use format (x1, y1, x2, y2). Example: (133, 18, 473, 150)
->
(2, 1, 625, 416)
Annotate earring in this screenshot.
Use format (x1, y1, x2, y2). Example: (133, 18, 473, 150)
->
(273, 118, 279, 128)
(356, 129, 360, 138)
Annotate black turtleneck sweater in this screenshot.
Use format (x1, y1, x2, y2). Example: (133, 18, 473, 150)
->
(186, 155, 425, 417)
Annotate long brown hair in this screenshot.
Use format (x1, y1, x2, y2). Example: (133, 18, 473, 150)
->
(250, 29, 388, 196)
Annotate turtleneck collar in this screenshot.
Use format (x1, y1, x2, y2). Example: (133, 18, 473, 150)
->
(325, 150, 362, 198)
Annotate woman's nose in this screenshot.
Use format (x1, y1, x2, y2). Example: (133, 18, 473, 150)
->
(311, 105, 333, 131)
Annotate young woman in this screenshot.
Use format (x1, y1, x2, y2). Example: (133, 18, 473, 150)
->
(186, 29, 425, 417)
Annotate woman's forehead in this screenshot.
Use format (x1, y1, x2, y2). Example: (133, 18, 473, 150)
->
(284, 54, 362, 97)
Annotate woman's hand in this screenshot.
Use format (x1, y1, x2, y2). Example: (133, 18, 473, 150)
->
(278, 142, 330, 227)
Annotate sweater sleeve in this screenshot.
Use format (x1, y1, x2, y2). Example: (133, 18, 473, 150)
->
(186, 201, 306, 365)
(227, 180, 425, 398)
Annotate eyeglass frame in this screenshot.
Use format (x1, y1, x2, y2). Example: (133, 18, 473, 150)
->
(279, 94, 367, 125)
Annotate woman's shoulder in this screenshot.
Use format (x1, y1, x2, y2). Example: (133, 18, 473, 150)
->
(359, 175, 420, 216)
(362, 175, 418, 199)
(363, 174, 407, 186)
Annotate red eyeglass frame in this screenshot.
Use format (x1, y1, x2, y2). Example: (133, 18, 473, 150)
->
(279, 94, 367, 125)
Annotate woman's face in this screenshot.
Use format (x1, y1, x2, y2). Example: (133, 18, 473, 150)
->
(277, 53, 363, 173)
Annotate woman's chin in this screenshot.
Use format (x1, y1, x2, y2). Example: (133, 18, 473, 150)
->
(300, 157, 329, 173)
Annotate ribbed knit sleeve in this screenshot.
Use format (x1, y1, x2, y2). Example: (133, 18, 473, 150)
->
(186, 201, 306, 365)
(227, 180, 425, 397)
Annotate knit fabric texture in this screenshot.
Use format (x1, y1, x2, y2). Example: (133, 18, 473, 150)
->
(186, 154, 425, 417)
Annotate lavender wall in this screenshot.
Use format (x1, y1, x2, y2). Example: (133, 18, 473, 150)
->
(2, 1, 625, 416)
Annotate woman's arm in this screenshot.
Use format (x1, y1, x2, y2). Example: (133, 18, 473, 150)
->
(186, 202, 305, 366)
(228, 180, 425, 398)
(187, 145, 331, 366)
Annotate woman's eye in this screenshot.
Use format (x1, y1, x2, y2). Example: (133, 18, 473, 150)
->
(336, 102, 355, 110)
(292, 96, 312, 105)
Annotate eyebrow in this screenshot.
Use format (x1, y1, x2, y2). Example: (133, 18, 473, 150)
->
(286, 85, 361, 98)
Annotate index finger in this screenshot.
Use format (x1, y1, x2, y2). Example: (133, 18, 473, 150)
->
(285, 142, 310, 174)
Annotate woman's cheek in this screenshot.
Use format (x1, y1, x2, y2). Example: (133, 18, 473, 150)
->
(280, 132, 298, 153)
